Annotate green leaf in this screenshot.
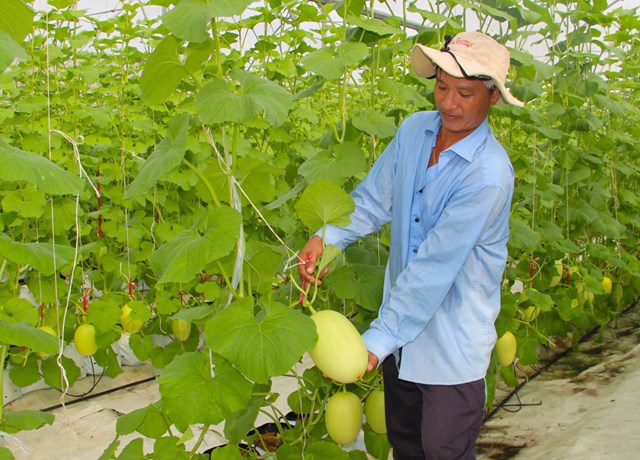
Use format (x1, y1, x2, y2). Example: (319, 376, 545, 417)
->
(125, 113, 190, 199)
(1, 189, 46, 218)
(317, 244, 343, 276)
(567, 165, 591, 186)
(128, 334, 154, 362)
(0, 297, 38, 324)
(0, 235, 75, 275)
(41, 355, 81, 388)
(532, 125, 566, 140)
(195, 282, 221, 302)
(329, 264, 385, 311)
(295, 179, 355, 230)
(148, 206, 241, 284)
(116, 402, 169, 439)
(117, 438, 145, 460)
(236, 157, 284, 204)
(0, 321, 57, 353)
(348, 450, 369, 460)
(495, 292, 518, 337)
(0, 446, 12, 460)
(0, 410, 54, 434)
(536, 221, 564, 243)
(363, 425, 391, 460)
(152, 437, 190, 460)
(122, 300, 153, 326)
(334, 0, 366, 19)
(508, 217, 541, 251)
(523, 288, 555, 312)
(298, 143, 366, 184)
(347, 15, 403, 36)
(195, 78, 254, 124)
(163, 0, 254, 43)
(171, 306, 215, 323)
(301, 43, 369, 80)
(0, 138, 84, 195)
(0, 31, 28, 73)
(97, 438, 120, 460)
(150, 340, 183, 368)
(140, 36, 190, 106)
(209, 445, 247, 459)
(157, 351, 253, 432)
(515, 332, 541, 366)
(379, 78, 428, 107)
(277, 440, 350, 460)
(244, 241, 282, 294)
(223, 396, 263, 444)
(89, 297, 122, 334)
(93, 346, 123, 379)
(592, 214, 626, 239)
(0, 0, 35, 42)
(8, 356, 41, 387)
(205, 298, 317, 383)
(351, 109, 397, 138)
(592, 93, 627, 118)
(196, 70, 292, 127)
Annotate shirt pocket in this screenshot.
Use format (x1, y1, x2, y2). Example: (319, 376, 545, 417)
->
(419, 186, 445, 231)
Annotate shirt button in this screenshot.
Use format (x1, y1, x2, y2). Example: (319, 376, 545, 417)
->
(414, 217, 420, 222)
(412, 248, 418, 253)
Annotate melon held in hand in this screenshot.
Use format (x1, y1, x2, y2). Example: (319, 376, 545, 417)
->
(309, 309, 368, 384)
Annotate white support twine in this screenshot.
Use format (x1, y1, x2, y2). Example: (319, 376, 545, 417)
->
(202, 125, 305, 274)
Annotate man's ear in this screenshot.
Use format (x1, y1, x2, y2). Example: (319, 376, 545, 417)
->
(489, 87, 501, 106)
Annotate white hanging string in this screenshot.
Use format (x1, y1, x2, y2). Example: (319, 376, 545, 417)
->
(201, 126, 305, 275)
(44, 12, 101, 408)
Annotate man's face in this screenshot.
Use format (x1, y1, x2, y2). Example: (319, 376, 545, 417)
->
(434, 69, 500, 138)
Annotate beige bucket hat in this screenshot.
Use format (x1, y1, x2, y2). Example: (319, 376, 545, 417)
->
(411, 31, 524, 107)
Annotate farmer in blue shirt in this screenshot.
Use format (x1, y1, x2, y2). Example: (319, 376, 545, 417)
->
(299, 31, 524, 459)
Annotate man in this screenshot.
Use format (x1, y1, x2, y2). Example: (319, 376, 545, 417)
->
(298, 31, 524, 459)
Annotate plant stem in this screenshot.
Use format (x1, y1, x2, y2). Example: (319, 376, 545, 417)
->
(182, 158, 221, 207)
(0, 344, 7, 422)
(216, 261, 241, 300)
(189, 424, 211, 458)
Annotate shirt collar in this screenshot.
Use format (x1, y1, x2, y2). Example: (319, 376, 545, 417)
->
(426, 114, 491, 163)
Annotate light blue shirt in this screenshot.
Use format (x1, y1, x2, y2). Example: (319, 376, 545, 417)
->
(320, 111, 514, 385)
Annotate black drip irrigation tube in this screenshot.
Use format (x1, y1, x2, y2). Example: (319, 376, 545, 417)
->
(41, 374, 157, 413)
(483, 295, 640, 423)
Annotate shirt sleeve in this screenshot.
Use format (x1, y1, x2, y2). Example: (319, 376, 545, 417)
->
(317, 136, 398, 248)
(362, 180, 511, 363)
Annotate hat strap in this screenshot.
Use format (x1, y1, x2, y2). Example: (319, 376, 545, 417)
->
(439, 35, 491, 81)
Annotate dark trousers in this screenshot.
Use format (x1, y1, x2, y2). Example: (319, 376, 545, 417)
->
(382, 355, 485, 460)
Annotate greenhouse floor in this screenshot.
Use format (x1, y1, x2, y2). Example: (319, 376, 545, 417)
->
(478, 300, 640, 459)
(4, 302, 640, 459)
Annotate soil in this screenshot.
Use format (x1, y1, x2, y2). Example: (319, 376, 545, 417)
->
(477, 298, 640, 459)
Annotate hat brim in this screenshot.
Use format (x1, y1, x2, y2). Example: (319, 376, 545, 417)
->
(411, 44, 524, 108)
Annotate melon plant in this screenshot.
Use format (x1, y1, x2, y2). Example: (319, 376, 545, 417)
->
(0, 0, 638, 458)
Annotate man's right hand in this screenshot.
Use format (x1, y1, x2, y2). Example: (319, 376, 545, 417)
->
(298, 235, 327, 285)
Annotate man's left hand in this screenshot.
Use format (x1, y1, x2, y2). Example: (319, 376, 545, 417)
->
(367, 351, 379, 372)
